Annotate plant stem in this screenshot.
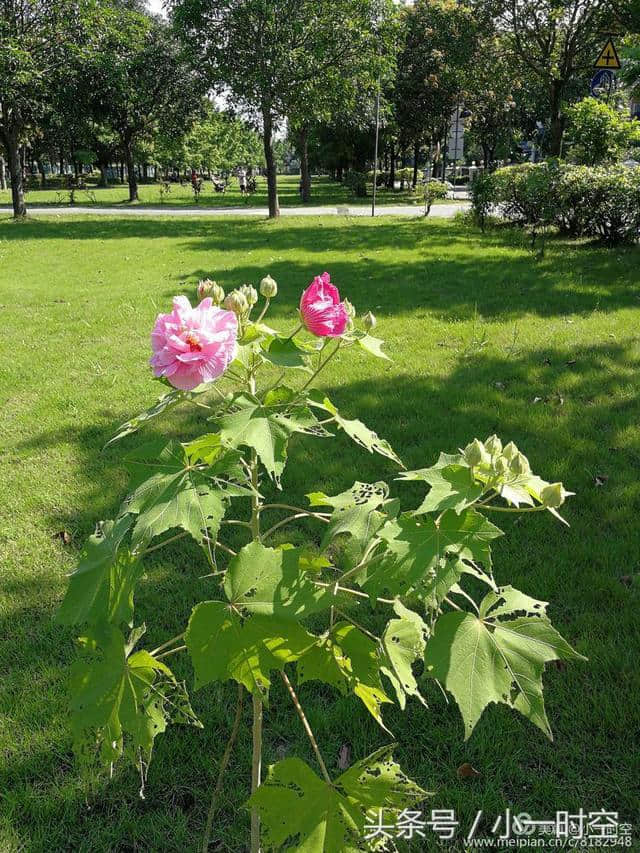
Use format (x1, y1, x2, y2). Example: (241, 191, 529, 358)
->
(312, 579, 395, 605)
(202, 684, 244, 853)
(261, 503, 329, 517)
(299, 340, 341, 393)
(250, 691, 263, 853)
(143, 531, 189, 556)
(155, 644, 186, 660)
(261, 512, 329, 541)
(481, 504, 545, 513)
(255, 297, 270, 324)
(150, 632, 185, 657)
(280, 671, 331, 784)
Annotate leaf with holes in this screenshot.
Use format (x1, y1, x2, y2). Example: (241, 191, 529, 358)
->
(380, 601, 429, 709)
(308, 481, 390, 562)
(399, 452, 484, 515)
(186, 601, 315, 697)
(424, 585, 585, 739)
(217, 392, 327, 486)
(123, 439, 228, 549)
(70, 623, 201, 772)
(358, 510, 500, 602)
(223, 541, 334, 619)
(307, 392, 404, 468)
(297, 622, 393, 732)
(56, 515, 143, 627)
(248, 747, 426, 852)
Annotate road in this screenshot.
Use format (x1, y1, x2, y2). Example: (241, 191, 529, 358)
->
(0, 202, 469, 218)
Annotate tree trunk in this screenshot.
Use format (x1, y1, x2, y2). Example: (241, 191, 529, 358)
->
(120, 161, 124, 183)
(5, 134, 26, 217)
(262, 105, 279, 218)
(124, 142, 138, 202)
(38, 161, 47, 188)
(549, 79, 565, 157)
(299, 124, 311, 203)
(0, 156, 6, 190)
(412, 141, 420, 189)
(98, 163, 109, 188)
(336, 165, 343, 182)
(388, 143, 395, 189)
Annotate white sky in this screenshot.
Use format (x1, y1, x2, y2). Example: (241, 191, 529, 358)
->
(147, 0, 166, 17)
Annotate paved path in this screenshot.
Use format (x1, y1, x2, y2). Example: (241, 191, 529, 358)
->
(1, 202, 469, 218)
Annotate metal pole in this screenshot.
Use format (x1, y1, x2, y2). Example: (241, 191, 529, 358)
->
(372, 78, 381, 217)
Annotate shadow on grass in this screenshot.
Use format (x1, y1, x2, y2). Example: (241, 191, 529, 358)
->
(2, 217, 638, 322)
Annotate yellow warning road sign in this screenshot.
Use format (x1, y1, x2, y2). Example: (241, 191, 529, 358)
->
(594, 39, 621, 69)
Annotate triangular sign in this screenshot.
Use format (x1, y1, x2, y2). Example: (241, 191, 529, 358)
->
(594, 39, 621, 70)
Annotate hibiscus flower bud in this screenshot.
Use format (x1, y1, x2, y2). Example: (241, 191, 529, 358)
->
(494, 455, 510, 476)
(485, 434, 502, 456)
(223, 289, 249, 316)
(363, 311, 377, 331)
(464, 438, 489, 468)
(299, 272, 349, 338)
(210, 282, 225, 306)
(260, 274, 278, 298)
(343, 299, 356, 320)
(240, 284, 258, 307)
(541, 482, 565, 508)
(510, 451, 531, 475)
(502, 441, 518, 460)
(197, 278, 214, 300)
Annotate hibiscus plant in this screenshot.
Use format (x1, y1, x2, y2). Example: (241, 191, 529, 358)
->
(57, 272, 585, 852)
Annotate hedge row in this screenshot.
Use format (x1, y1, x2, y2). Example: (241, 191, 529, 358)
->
(471, 163, 640, 245)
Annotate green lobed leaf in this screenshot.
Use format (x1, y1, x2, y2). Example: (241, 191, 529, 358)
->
(106, 388, 189, 446)
(217, 392, 328, 486)
(399, 452, 484, 515)
(307, 392, 404, 468)
(186, 601, 316, 697)
(380, 601, 429, 709)
(297, 622, 393, 732)
(56, 516, 143, 627)
(223, 541, 335, 619)
(123, 439, 229, 549)
(248, 748, 427, 852)
(308, 481, 390, 563)
(70, 623, 201, 771)
(358, 509, 501, 603)
(355, 332, 391, 361)
(424, 585, 586, 739)
(262, 335, 316, 371)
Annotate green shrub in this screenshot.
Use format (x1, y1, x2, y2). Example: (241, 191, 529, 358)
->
(345, 170, 367, 197)
(469, 172, 495, 231)
(422, 178, 448, 215)
(473, 162, 640, 245)
(588, 166, 640, 244)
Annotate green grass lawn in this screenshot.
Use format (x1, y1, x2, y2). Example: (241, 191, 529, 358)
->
(0, 173, 452, 210)
(1, 214, 639, 852)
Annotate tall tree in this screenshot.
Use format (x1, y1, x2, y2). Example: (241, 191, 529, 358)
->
(88, 7, 203, 202)
(489, 0, 608, 155)
(0, 0, 87, 216)
(465, 35, 521, 169)
(172, 0, 394, 217)
(393, 0, 480, 184)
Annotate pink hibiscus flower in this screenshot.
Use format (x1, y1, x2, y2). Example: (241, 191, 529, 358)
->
(150, 295, 237, 391)
(299, 272, 349, 337)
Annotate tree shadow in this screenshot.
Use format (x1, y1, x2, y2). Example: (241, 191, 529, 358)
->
(2, 217, 637, 321)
